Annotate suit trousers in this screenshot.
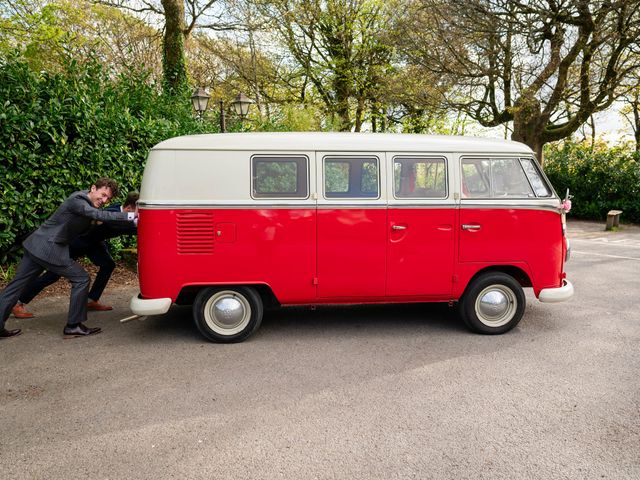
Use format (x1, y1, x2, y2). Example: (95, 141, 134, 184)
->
(19, 241, 115, 304)
(0, 251, 90, 329)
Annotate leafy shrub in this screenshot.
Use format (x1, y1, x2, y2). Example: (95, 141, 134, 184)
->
(0, 53, 211, 263)
(545, 141, 640, 224)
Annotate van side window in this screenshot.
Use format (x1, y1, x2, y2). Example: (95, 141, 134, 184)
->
(492, 158, 534, 197)
(462, 158, 535, 198)
(324, 157, 379, 198)
(461, 159, 490, 197)
(394, 157, 447, 198)
(520, 158, 552, 197)
(252, 156, 308, 198)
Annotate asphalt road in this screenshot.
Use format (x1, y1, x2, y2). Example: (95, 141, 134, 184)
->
(1, 220, 638, 479)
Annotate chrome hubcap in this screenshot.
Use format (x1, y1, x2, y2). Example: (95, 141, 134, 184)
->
(214, 298, 244, 326)
(204, 291, 251, 335)
(475, 285, 517, 327)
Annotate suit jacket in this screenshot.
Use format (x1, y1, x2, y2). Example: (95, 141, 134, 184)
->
(82, 203, 138, 244)
(23, 191, 133, 266)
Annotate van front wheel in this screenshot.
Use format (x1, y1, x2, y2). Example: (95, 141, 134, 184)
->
(193, 287, 263, 343)
(460, 273, 525, 334)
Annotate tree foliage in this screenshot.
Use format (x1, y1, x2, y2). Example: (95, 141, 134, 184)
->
(255, 0, 398, 131)
(620, 72, 640, 152)
(1, 0, 162, 75)
(94, 0, 240, 94)
(400, 0, 640, 163)
(545, 141, 640, 223)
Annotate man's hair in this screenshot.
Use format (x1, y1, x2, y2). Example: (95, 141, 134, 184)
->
(124, 191, 140, 208)
(93, 177, 119, 198)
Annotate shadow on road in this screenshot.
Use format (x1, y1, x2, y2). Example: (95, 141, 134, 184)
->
(136, 302, 468, 344)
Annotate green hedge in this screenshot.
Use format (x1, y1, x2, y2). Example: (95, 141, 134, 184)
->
(544, 142, 640, 224)
(0, 54, 210, 263)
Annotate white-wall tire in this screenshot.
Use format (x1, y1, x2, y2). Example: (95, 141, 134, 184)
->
(460, 272, 525, 334)
(193, 287, 263, 343)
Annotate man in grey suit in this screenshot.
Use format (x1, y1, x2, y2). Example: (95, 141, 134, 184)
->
(0, 178, 138, 339)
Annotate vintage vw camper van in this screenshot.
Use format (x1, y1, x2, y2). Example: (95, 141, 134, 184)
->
(130, 133, 573, 342)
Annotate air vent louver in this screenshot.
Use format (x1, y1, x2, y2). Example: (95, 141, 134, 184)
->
(176, 212, 215, 254)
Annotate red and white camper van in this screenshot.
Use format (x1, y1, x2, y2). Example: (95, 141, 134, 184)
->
(130, 133, 573, 342)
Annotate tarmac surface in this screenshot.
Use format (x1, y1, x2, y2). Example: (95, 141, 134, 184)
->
(1, 219, 638, 479)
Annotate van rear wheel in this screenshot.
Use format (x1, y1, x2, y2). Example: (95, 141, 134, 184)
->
(460, 272, 525, 334)
(193, 287, 263, 343)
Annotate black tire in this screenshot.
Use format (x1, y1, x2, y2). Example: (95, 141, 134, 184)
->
(459, 272, 525, 334)
(193, 286, 263, 343)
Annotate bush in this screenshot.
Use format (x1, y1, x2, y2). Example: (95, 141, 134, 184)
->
(544, 141, 640, 224)
(0, 54, 212, 263)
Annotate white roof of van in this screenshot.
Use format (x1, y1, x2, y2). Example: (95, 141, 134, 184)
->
(151, 132, 533, 154)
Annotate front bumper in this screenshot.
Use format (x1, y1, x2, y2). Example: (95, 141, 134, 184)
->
(539, 279, 574, 303)
(130, 293, 172, 315)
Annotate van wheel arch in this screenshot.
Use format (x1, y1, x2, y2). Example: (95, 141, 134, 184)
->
(177, 283, 280, 309)
(464, 265, 532, 290)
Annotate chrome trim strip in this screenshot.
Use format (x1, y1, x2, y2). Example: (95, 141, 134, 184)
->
(387, 204, 455, 209)
(317, 204, 388, 209)
(460, 203, 561, 213)
(138, 200, 317, 207)
(139, 202, 386, 210)
(140, 201, 561, 212)
(139, 203, 315, 210)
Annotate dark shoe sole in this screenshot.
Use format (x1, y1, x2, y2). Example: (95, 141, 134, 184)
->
(63, 329, 102, 339)
(0, 330, 22, 339)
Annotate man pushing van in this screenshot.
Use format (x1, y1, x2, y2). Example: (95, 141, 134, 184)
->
(11, 191, 139, 318)
(0, 178, 138, 339)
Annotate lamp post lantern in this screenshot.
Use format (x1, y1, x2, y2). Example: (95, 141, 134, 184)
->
(191, 87, 210, 121)
(231, 93, 254, 121)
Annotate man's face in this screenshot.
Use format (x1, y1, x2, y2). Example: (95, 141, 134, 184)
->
(88, 186, 113, 208)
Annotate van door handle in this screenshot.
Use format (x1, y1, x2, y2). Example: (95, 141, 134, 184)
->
(462, 224, 481, 230)
(392, 225, 407, 231)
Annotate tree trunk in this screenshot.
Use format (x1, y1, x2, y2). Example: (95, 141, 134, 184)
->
(333, 67, 351, 131)
(511, 96, 546, 166)
(248, 30, 263, 119)
(354, 97, 365, 132)
(633, 99, 640, 154)
(161, 0, 188, 95)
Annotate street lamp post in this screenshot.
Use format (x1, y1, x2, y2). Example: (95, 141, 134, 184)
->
(219, 99, 226, 133)
(191, 88, 254, 132)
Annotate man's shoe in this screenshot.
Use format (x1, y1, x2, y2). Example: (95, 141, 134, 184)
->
(12, 304, 34, 318)
(63, 323, 102, 339)
(0, 328, 22, 339)
(87, 300, 113, 311)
